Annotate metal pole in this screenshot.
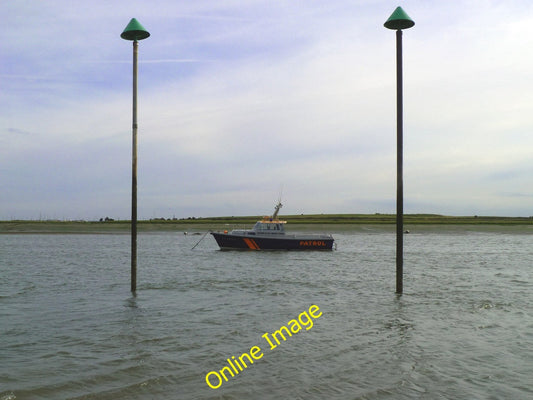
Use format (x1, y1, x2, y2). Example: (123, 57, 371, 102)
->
(395, 29, 403, 294)
(131, 39, 138, 293)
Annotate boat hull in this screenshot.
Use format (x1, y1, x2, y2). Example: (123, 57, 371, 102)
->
(210, 232, 334, 250)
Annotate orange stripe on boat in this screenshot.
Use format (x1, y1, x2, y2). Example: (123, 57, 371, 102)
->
(243, 238, 260, 250)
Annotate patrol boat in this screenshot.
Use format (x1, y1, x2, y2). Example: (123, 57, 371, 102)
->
(210, 202, 334, 250)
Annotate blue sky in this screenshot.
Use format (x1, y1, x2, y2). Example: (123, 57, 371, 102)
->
(1, 0, 532, 220)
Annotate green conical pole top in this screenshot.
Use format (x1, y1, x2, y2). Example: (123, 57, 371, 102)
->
(121, 18, 150, 41)
(384, 7, 415, 30)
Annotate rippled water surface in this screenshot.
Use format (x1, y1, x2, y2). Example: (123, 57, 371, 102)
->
(1, 226, 533, 399)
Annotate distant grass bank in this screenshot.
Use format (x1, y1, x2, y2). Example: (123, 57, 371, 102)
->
(1, 214, 532, 233)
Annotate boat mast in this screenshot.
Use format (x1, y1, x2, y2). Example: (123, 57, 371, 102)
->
(272, 200, 283, 220)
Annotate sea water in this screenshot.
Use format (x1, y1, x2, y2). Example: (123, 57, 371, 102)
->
(1, 226, 532, 399)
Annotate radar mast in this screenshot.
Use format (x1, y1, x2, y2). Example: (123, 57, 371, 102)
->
(272, 200, 283, 220)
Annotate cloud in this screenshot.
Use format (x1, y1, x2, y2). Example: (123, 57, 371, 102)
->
(2, 1, 533, 219)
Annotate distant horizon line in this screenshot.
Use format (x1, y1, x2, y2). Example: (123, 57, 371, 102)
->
(2, 213, 533, 223)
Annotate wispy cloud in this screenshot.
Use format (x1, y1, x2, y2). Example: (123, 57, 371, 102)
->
(91, 59, 204, 64)
(6, 128, 34, 136)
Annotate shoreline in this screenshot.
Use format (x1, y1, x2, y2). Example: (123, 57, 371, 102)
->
(1, 214, 532, 234)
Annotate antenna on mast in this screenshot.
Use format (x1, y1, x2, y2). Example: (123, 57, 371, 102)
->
(272, 185, 283, 220)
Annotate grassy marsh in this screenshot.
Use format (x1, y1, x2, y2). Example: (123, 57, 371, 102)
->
(1, 214, 532, 234)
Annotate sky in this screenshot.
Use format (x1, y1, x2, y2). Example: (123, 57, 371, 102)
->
(1, 0, 532, 220)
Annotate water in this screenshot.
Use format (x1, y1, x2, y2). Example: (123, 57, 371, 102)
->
(1, 226, 532, 399)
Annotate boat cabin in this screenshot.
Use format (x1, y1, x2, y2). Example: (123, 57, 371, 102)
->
(252, 219, 286, 234)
